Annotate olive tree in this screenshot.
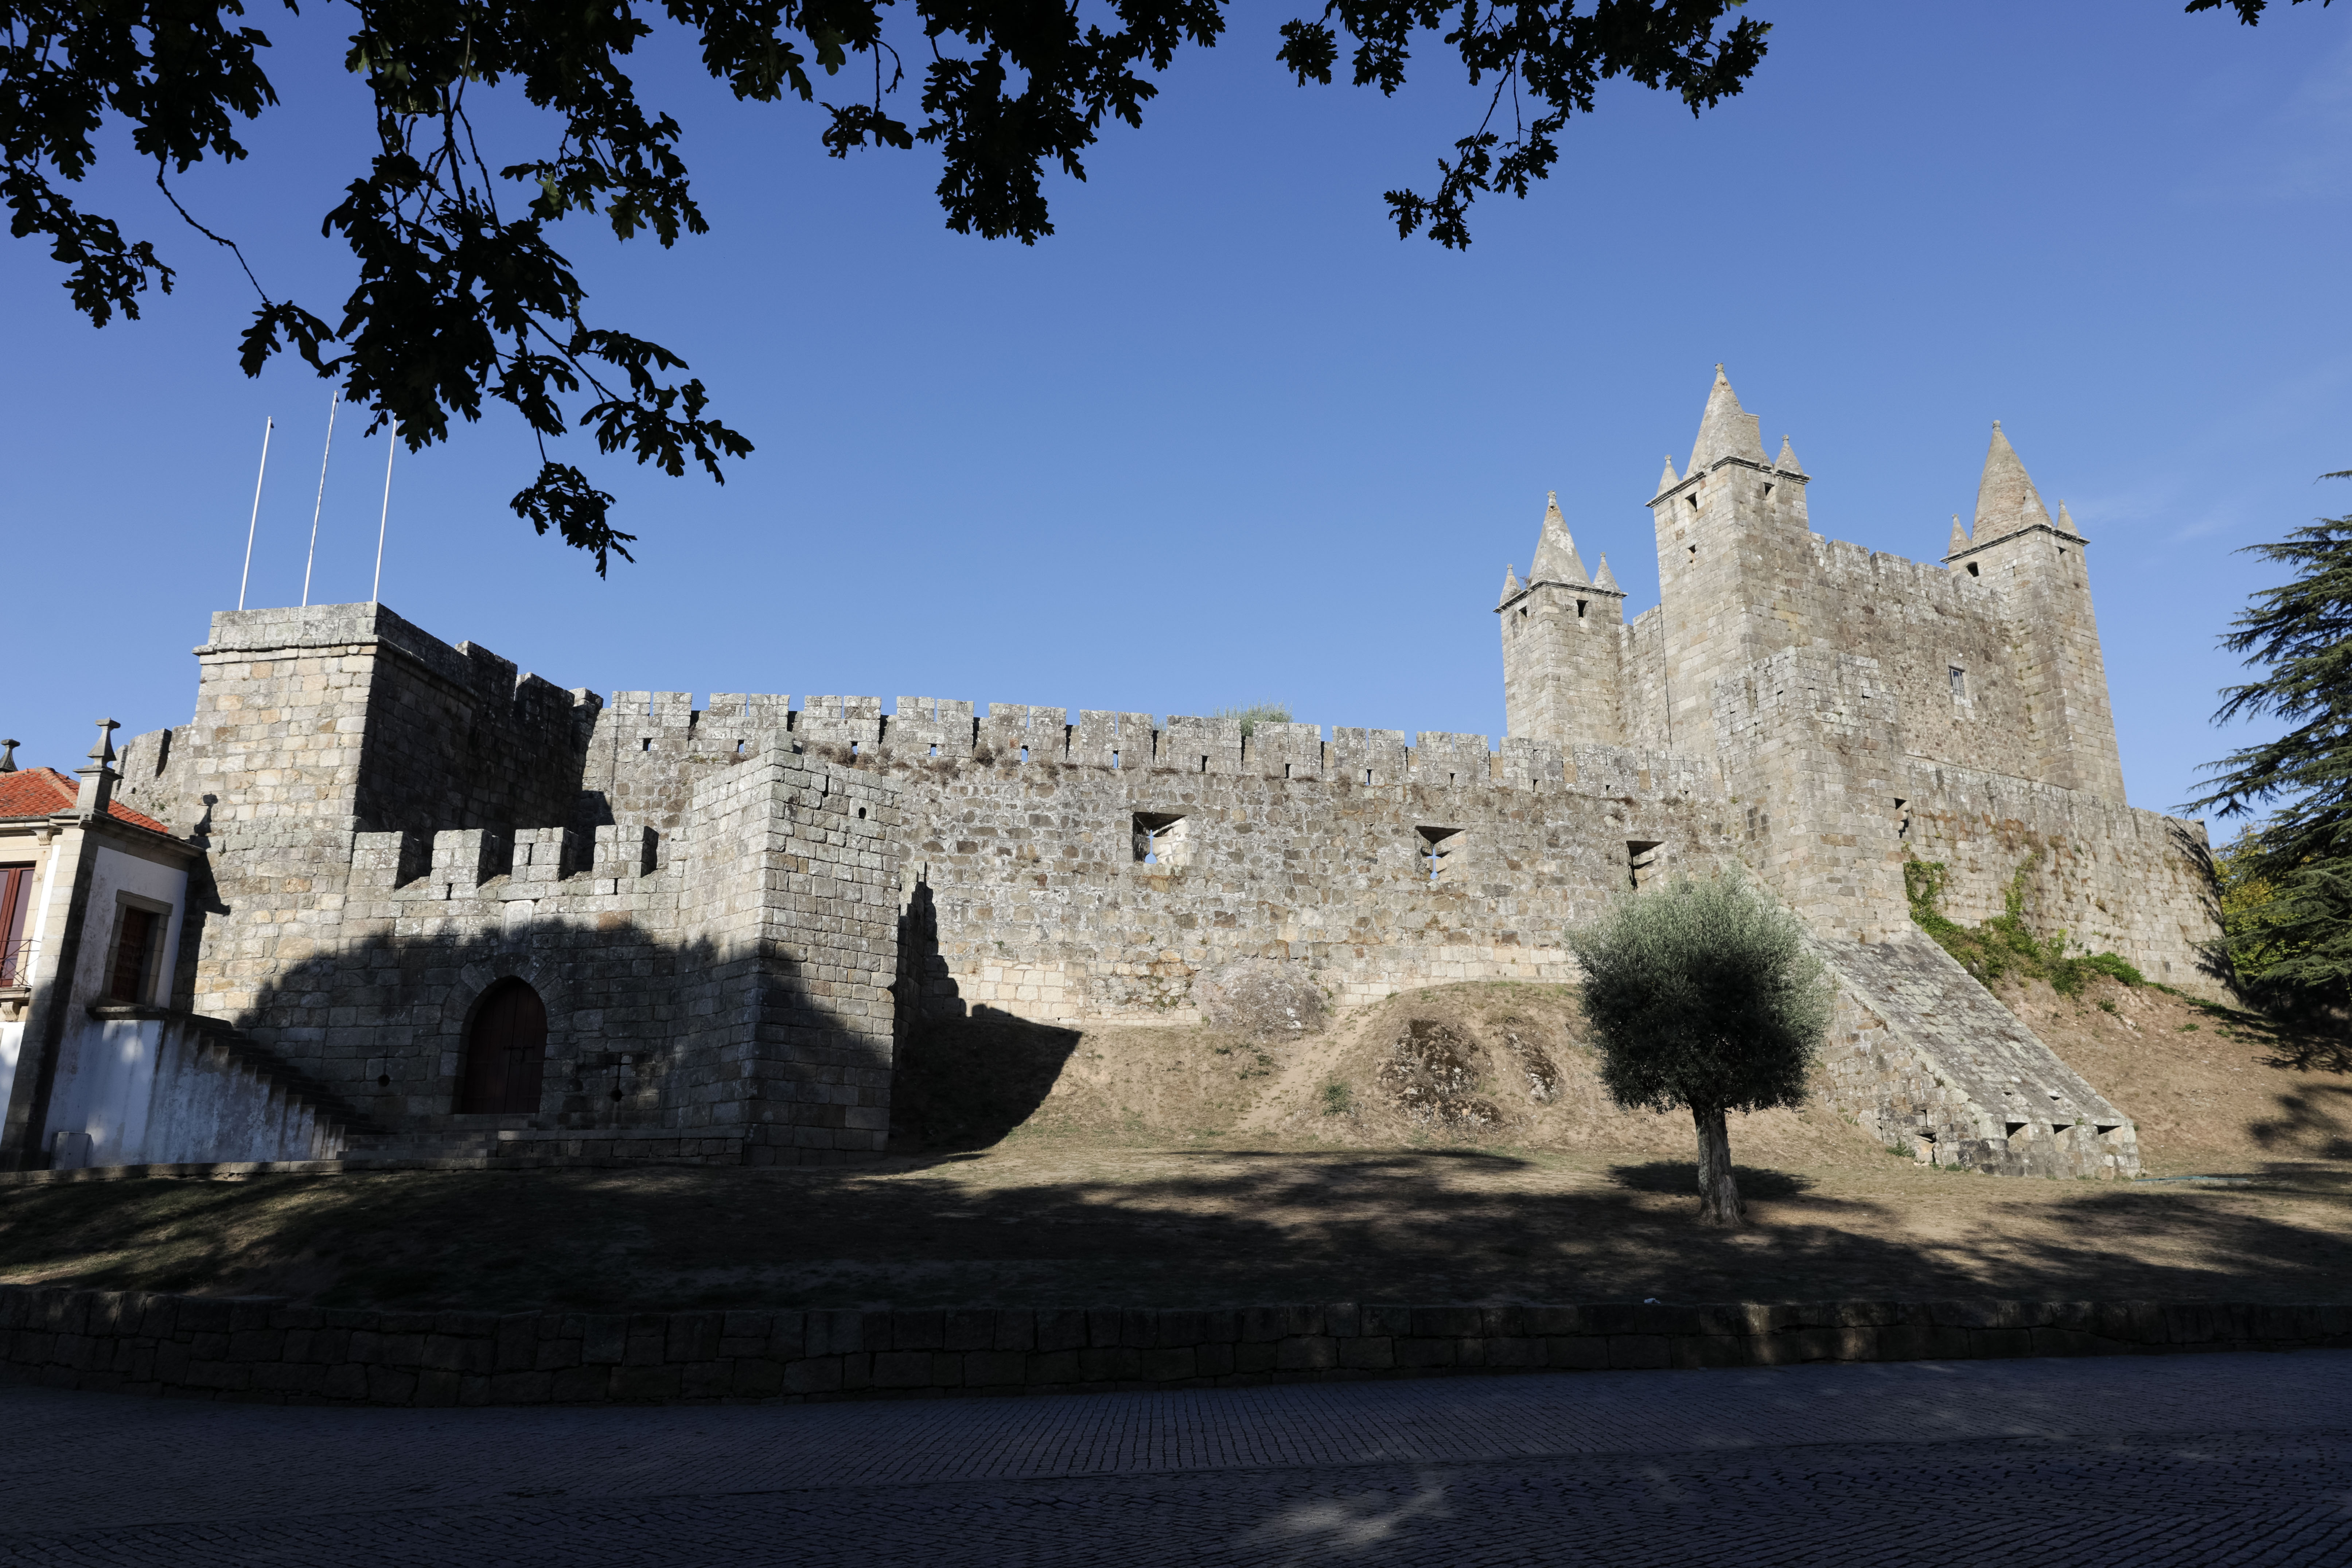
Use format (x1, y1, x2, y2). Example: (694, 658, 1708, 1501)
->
(1566, 874, 1831, 1226)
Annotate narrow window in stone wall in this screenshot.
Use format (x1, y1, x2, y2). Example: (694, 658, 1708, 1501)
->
(1895, 798, 1911, 839)
(1134, 812, 1186, 866)
(1576, 599, 1588, 619)
(1949, 666, 1967, 700)
(1418, 826, 1464, 883)
(1627, 840, 1662, 890)
(639, 738, 652, 751)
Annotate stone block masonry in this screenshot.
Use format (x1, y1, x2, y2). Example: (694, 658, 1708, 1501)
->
(5, 1284, 2345, 1408)
(61, 363, 2221, 1182)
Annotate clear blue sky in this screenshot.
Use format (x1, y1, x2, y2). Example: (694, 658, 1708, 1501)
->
(5, 0, 2347, 823)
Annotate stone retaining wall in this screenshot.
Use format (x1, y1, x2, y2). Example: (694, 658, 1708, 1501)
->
(4, 1287, 2346, 1408)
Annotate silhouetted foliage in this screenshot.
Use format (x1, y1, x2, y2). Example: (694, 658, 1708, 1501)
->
(2186, 472, 2352, 1019)
(3, 0, 1771, 564)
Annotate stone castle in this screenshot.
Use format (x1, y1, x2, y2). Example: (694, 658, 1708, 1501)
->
(0, 369, 2221, 1180)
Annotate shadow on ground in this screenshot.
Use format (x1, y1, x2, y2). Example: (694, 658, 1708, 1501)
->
(4, 1139, 2352, 1315)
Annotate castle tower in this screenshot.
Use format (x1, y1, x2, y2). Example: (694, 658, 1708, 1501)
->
(1644, 366, 1813, 760)
(1942, 425, 2126, 802)
(1497, 493, 1628, 748)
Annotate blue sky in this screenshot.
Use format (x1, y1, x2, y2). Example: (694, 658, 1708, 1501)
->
(5, 0, 2348, 823)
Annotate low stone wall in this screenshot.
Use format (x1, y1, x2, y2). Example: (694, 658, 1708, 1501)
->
(4, 1287, 2347, 1408)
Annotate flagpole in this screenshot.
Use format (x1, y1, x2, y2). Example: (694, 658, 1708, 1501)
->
(301, 390, 338, 608)
(372, 421, 397, 604)
(237, 416, 273, 611)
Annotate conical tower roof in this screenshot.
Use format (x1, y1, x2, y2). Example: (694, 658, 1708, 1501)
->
(1593, 553, 1620, 592)
(1947, 515, 1972, 558)
(1689, 365, 1767, 473)
(1775, 435, 1804, 476)
(1499, 564, 1521, 604)
(1973, 421, 2054, 541)
(1528, 492, 1591, 585)
(1654, 454, 1680, 497)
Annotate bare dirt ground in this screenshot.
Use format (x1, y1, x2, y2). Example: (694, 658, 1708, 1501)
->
(1, 976, 2344, 1314)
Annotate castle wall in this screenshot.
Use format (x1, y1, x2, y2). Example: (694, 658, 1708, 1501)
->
(880, 736, 1726, 1023)
(261, 747, 904, 1163)
(1900, 760, 2219, 997)
(1620, 607, 1671, 753)
(1797, 537, 2040, 777)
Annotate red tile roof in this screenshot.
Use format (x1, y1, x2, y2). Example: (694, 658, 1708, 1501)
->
(0, 768, 174, 835)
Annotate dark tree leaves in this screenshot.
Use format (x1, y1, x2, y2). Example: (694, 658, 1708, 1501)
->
(5, 0, 1771, 567)
(2187, 474, 2352, 1008)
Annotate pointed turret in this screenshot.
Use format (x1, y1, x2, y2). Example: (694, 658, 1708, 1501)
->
(1499, 564, 1521, 604)
(1528, 491, 1591, 585)
(1973, 421, 2054, 541)
(1688, 364, 1767, 473)
(1654, 454, 1680, 497)
(1775, 435, 1804, 476)
(1593, 553, 1620, 592)
(1947, 514, 1972, 558)
(2057, 501, 2079, 537)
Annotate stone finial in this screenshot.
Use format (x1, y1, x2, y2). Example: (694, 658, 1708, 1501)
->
(1973, 422, 2054, 541)
(1593, 553, 1620, 592)
(1654, 454, 1680, 497)
(1775, 434, 1804, 476)
(1688, 364, 1766, 474)
(1528, 493, 1591, 586)
(0, 738, 15, 773)
(1499, 564, 1521, 604)
(74, 717, 120, 817)
(2057, 501, 2080, 538)
(1947, 514, 1972, 558)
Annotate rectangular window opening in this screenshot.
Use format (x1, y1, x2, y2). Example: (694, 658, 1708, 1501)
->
(1133, 812, 1187, 867)
(1576, 599, 1588, 619)
(1627, 840, 1663, 891)
(0, 863, 35, 987)
(109, 906, 159, 1002)
(639, 737, 652, 752)
(1418, 826, 1465, 884)
(1949, 665, 1968, 700)
(1895, 797, 1911, 838)
(1111, 749, 1121, 769)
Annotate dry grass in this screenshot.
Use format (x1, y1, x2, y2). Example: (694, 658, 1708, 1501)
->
(0, 978, 2344, 1314)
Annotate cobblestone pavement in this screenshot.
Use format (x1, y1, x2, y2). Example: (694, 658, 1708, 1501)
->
(4, 1352, 2350, 1566)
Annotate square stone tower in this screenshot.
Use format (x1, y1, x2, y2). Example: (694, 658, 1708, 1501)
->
(1496, 494, 1629, 750)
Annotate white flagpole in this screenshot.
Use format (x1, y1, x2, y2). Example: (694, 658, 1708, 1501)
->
(237, 416, 273, 611)
(372, 420, 398, 604)
(302, 390, 339, 608)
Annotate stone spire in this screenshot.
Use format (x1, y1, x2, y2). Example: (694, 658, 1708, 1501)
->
(74, 717, 119, 818)
(1688, 364, 1767, 473)
(1947, 514, 1972, 557)
(1528, 492, 1591, 585)
(1973, 420, 2054, 541)
(1654, 454, 1680, 497)
(1499, 564, 1521, 604)
(1775, 435, 1804, 475)
(2057, 501, 2079, 536)
(1593, 553, 1620, 592)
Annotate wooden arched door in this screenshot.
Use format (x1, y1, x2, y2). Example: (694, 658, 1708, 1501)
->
(457, 978, 548, 1114)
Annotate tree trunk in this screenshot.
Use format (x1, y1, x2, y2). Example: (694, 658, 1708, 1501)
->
(1692, 1103, 1745, 1227)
